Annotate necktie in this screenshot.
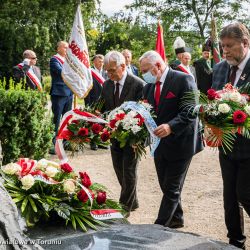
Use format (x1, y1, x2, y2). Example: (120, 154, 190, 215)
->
(229, 66, 238, 85)
(114, 82, 120, 107)
(154, 81, 161, 111)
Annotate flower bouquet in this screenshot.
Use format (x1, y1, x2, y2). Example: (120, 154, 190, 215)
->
(183, 83, 250, 152)
(57, 109, 110, 154)
(107, 101, 154, 159)
(1, 158, 124, 231)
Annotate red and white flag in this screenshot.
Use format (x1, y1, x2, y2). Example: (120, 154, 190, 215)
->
(62, 5, 93, 99)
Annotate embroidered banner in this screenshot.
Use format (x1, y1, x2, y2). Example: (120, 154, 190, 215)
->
(62, 5, 93, 99)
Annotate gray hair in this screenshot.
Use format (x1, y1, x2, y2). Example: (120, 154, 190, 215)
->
(23, 50, 36, 59)
(104, 51, 125, 67)
(220, 22, 250, 43)
(139, 50, 165, 65)
(122, 49, 132, 56)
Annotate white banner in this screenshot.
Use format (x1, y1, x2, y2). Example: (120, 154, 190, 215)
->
(62, 5, 93, 99)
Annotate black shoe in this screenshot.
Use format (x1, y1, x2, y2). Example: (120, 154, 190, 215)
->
(131, 204, 139, 211)
(49, 147, 56, 155)
(229, 238, 246, 249)
(154, 219, 166, 226)
(90, 144, 98, 150)
(166, 218, 184, 229)
(98, 145, 109, 149)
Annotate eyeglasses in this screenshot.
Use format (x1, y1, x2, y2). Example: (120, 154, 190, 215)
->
(106, 65, 121, 74)
(31, 57, 37, 60)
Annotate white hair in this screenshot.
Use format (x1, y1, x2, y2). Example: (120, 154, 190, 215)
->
(104, 51, 125, 66)
(139, 50, 165, 65)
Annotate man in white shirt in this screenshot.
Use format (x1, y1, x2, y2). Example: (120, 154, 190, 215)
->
(122, 49, 139, 76)
(176, 52, 196, 81)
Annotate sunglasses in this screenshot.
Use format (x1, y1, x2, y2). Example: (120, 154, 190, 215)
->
(31, 57, 37, 60)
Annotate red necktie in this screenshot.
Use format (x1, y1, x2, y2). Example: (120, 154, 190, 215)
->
(229, 66, 238, 85)
(155, 81, 161, 110)
(114, 82, 120, 107)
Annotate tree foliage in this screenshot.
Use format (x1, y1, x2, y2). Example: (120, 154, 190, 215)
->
(0, 0, 100, 79)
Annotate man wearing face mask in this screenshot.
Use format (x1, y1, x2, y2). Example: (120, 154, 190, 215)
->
(140, 50, 203, 228)
(101, 51, 145, 216)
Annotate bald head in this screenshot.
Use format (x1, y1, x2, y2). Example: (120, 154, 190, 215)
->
(57, 41, 68, 57)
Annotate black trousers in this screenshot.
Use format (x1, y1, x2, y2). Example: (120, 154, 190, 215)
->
(154, 150, 192, 226)
(110, 139, 139, 211)
(219, 153, 250, 244)
(51, 95, 73, 145)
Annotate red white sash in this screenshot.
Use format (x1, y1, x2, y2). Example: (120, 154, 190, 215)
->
(91, 68, 105, 85)
(53, 55, 64, 65)
(177, 65, 190, 75)
(17, 64, 42, 91)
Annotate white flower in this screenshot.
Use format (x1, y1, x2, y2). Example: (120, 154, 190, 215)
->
(2, 163, 21, 175)
(141, 102, 153, 111)
(218, 103, 231, 114)
(63, 180, 75, 193)
(45, 166, 59, 177)
(21, 174, 35, 190)
(229, 92, 242, 103)
(244, 105, 250, 116)
(36, 159, 48, 170)
(131, 125, 142, 134)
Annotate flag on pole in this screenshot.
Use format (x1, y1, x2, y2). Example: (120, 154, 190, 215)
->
(62, 5, 93, 99)
(155, 21, 166, 62)
(211, 14, 221, 65)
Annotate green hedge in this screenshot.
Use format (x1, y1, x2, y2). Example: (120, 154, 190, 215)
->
(0, 79, 53, 164)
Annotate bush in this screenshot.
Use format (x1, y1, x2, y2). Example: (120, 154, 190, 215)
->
(0, 78, 54, 164)
(43, 75, 51, 94)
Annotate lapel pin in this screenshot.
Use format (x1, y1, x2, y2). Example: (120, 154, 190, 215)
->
(240, 74, 246, 80)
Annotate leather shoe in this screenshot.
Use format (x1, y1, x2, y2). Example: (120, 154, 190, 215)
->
(98, 145, 109, 149)
(229, 239, 246, 249)
(90, 144, 98, 150)
(166, 219, 184, 229)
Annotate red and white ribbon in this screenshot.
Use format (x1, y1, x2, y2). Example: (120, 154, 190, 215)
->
(18, 64, 42, 91)
(55, 109, 107, 163)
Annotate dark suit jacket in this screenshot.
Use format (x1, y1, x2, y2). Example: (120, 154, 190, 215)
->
(13, 64, 42, 90)
(85, 77, 103, 106)
(49, 57, 72, 97)
(212, 58, 250, 159)
(143, 68, 203, 161)
(194, 58, 212, 94)
(131, 65, 139, 76)
(101, 73, 145, 112)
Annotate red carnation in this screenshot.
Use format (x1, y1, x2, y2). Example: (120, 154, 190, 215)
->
(96, 191, 107, 205)
(135, 114, 144, 126)
(59, 129, 74, 140)
(233, 110, 247, 124)
(115, 113, 125, 120)
(77, 189, 89, 203)
(78, 127, 89, 137)
(30, 170, 48, 179)
(79, 172, 92, 187)
(207, 89, 219, 100)
(71, 119, 79, 124)
(101, 130, 110, 142)
(60, 163, 73, 173)
(109, 119, 117, 129)
(91, 123, 103, 134)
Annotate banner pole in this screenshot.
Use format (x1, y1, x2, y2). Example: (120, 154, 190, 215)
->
(74, 95, 77, 109)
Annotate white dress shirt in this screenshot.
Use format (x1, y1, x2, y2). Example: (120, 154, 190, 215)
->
(114, 71, 127, 97)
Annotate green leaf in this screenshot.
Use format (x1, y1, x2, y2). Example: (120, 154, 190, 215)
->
(79, 216, 97, 230)
(75, 215, 87, 232)
(71, 214, 77, 230)
(21, 197, 28, 212)
(28, 196, 38, 213)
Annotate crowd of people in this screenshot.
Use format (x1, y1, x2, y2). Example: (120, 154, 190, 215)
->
(13, 22, 250, 249)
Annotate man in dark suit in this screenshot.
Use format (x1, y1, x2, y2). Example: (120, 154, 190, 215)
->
(122, 49, 139, 76)
(194, 45, 213, 94)
(101, 50, 145, 214)
(13, 50, 42, 91)
(139, 50, 203, 229)
(212, 22, 250, 249)
(50, 41, 73, 153)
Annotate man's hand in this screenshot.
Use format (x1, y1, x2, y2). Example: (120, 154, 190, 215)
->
(23, 58, 31, 66)
(154, 124, 172, 138)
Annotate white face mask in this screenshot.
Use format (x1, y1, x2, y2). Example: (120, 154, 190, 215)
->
(142, 70, 157, 84)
